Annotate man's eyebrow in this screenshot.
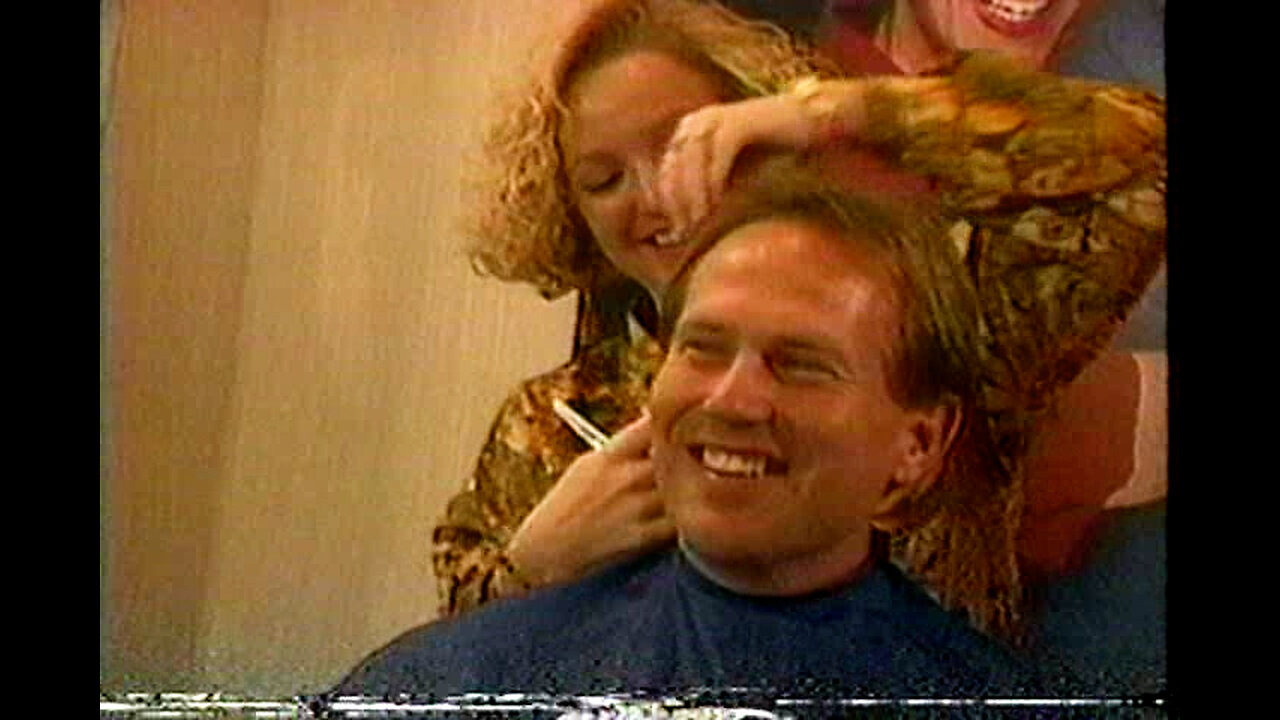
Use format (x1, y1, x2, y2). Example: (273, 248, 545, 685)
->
(671, 318, 728, 338)
(776, 336, 839, 352)
(676, 321, 844, 355)
(774, 336, 848, 363)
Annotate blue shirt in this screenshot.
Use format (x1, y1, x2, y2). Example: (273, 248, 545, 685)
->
(1027, 500, 1167, 696)
(335, 549, 1037, 699)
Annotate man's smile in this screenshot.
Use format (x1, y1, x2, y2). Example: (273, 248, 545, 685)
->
(689, 444, 789, 480)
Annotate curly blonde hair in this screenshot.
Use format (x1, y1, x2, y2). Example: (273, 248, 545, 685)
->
(463, 0, 841, 299)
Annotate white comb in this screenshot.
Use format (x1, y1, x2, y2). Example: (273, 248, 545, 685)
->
(552, 399, 610, 451)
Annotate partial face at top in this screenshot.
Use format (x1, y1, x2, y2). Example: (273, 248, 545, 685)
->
(648, 217, 946, 596)
(910, 0, 1083, 67)
(560, 49, 726, 299)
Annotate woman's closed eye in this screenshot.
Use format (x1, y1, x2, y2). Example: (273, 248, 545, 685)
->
(574, 168, 624, 195)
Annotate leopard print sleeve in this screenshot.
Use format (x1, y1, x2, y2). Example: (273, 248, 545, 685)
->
(431, 333, 664, 618)
(431, 384, 572, 617)
(861, 52, 1166, 409)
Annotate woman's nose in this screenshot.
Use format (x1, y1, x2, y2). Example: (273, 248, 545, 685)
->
(635, 157, 664, 213)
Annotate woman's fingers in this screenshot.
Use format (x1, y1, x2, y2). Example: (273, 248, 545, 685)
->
(601, 409, 652, 456)
(704, 101, 774, 214)
(661, 94, 838, 236)
(640, 514, 677, 545)
(660, 111, 717, 234)
(633, 487, 667, 521)
(660, 103, 761, 237)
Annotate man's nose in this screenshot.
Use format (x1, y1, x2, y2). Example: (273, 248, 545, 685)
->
(702, 354, 775, 424)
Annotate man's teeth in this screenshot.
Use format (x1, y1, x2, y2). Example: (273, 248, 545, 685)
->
(701, 446, 768, 478)
(981, 0, 1051, 23)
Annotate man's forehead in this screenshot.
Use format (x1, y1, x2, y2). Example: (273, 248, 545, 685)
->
(689, 216, 887, 292)
(678, 217, 899, 336)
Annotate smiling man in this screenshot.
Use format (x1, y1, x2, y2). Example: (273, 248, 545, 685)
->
(331, 178, 1035, 699)
(651, 200, 971, 601)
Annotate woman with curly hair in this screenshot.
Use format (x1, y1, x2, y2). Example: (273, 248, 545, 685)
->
(433, 0, 1165, 645)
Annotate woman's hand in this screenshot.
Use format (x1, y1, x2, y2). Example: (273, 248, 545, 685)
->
(657, 80, 878, 237)
(657, 89, 848, 238)
(505, 411, 675, 587)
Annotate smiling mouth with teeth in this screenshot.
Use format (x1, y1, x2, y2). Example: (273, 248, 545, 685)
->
(978, 0, 1053, 24)
(650, 230, 684, 247)
(696, 445, 787, 479)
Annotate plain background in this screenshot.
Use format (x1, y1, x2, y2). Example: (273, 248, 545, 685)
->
(102, 0, 577, 696)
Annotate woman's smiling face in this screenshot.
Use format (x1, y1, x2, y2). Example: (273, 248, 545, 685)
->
(560, 49, 727, 299)
(909, 0, 1084, 66)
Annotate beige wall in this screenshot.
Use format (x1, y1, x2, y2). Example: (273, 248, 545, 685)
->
(104, 0, 574, 696)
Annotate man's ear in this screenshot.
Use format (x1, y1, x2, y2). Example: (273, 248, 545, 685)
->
(872, 404, 964, 526)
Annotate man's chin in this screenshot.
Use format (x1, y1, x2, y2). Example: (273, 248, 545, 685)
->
(676, 518, 776, 568)
(678, 532, 772, 586)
